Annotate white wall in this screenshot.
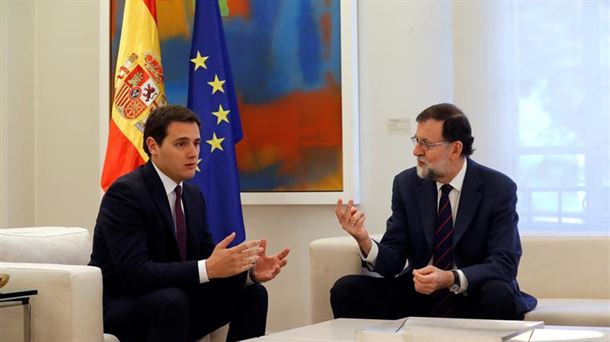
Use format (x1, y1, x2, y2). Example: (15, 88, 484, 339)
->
(1, 0, 36, 227)
(34, 1, 102, 227)
(0, 0, 101, 229)
(0, 0, 481, 334)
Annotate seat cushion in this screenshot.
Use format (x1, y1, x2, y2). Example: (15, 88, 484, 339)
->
(525, 298, 610, 327)
(0, 227, 91, 265)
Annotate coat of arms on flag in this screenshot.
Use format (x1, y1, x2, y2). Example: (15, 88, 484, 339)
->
(114, 52, 165, 126)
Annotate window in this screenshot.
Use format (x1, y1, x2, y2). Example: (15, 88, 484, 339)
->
(513, 1, 609, 234)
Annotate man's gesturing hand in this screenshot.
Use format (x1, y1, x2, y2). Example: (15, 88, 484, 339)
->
(412, 265, 454, 295)
(206, 232, 262, 279)
(252, 240, 290, 283)
(335, 198, 372, 255)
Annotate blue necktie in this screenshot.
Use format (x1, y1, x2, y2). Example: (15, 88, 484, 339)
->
(431, 184, 454, 316)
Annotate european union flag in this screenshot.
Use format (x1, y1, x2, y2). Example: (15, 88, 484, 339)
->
(187, 0, 245, 245)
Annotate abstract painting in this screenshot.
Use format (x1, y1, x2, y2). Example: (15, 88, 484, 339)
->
(110, 0, 358, 202)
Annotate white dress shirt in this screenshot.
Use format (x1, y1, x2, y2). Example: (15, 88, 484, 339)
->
(361, 159, 469, 293)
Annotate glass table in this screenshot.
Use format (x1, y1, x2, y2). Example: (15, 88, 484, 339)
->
(244, 318, 610, 342)
(0, 289, 38, 342)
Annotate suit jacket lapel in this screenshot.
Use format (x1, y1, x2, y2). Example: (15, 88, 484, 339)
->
(454, 159, 483, 244)
(417, 179, 437, 251)
(143, 162, 175, 236)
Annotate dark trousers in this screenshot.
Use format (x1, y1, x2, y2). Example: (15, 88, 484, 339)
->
(103, 278, 267, 342)
(330, 274, 524, 320)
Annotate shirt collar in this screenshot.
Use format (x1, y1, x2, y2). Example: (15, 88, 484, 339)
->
(436, 158, 467, 193)
(151, 161, 183, 197)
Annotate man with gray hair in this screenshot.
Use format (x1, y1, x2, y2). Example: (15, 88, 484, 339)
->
(332, 103, 536, 320)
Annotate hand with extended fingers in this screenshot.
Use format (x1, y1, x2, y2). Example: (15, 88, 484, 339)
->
(206, 232, 262, 279)
(335, 198, 372, 255)
(252, 240, 290, 283)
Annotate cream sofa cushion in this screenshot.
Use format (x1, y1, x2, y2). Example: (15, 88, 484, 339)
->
(0, 227, 91, 265)
(525, 298, 610, 326)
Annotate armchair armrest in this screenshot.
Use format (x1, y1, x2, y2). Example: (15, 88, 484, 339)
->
(0, 262, 104, 342)
(309, 236, 362, 323)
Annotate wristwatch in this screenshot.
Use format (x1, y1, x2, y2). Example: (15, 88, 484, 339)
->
(248, 267, 259, 284)
(449, 270, 460, 293)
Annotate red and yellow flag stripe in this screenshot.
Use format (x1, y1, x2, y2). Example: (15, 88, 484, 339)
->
(101, 0, 166, 191)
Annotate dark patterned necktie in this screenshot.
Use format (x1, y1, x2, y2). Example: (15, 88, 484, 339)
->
(431, 184, 454, 316)
(174, 185, 187, 261)
(434, 184, 454, 270)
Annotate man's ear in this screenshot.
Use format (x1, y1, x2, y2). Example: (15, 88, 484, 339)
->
(451, 141, 463, 159)
(146, 137, 158, 156)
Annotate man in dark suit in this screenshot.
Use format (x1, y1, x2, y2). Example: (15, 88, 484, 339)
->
(90, 105, 289, 342)
(331, 103, 536, 320)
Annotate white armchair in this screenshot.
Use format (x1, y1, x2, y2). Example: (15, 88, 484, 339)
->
(0, 263, 108, 341)
(0, 227, 228, 342)
(0, 227, 115, 342)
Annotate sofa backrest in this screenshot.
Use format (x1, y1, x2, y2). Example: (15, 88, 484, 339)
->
(518, 236, 610, 299)
(0, 227, 91, 265)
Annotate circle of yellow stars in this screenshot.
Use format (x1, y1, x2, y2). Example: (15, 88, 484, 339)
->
(190, 50, 233, 172)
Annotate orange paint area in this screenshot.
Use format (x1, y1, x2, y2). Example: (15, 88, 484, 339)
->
(157, 0, 190, 40)
(236, 80, 343, 191)
(227, 0, 251, 19)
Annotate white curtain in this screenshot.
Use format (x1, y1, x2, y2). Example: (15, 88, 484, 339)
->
(453, 0, 609, 234)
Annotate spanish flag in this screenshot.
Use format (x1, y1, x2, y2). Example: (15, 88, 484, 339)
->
(101, 0, 166, 191)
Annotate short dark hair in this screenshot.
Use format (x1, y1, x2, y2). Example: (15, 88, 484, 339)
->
(416, 103, 475, 156)
(143, 105, 200, 156)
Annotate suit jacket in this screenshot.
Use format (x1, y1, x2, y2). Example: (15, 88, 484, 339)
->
(89, 161, 228, 299)
(374, 158, 536, 314)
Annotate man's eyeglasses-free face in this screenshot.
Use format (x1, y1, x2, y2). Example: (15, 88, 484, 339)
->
(410, 136, 451, 151)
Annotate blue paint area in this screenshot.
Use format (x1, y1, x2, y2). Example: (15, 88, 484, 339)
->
(268, 1, 301, 98)
(222, 0, 341, 103)
(160, 38, 190, 84)
(161, 38, 191, 104)
(222, 2, 280, 103)
(329, 1, 341, 84)
(238, 163, 290, 189)
(298, 0, 321, 86)
(164, 80, 186, 106)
